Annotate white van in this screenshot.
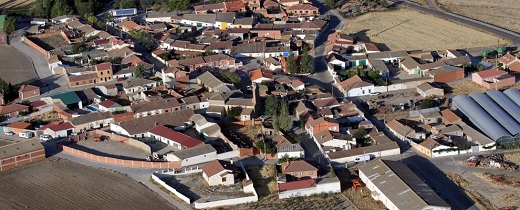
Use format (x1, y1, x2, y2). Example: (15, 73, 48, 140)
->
(19, 131, 34, 139)
(354, 154, 371, 163)
(40, 134, 52, 141)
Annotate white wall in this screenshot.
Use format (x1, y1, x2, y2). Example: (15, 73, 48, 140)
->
(167, 151, 218, 167)
(316, 178, 341, 194)
(347, 86, 375, 97)
(279, 187, 318, 199)
(216, 150, 239, 160)
(151, 173, 191, 204)
(278, 151, 304, 159)
(207, 170, 235, 186)
(194, 193, 258, 209)
(323, 139, 350, 150)
(328, 146, 400, 163)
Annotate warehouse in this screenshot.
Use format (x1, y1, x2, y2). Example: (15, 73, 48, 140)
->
(452, 88, 520, 145)
(0, 139, 45, 171)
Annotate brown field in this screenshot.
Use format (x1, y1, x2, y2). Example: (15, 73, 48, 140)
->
(0, 46, 38, 85)
(0, 0, 34, 9)
(343, 9, 509, 51)
(0, 157, 175, 210)
(445, 81, 487, 96)
(437, 0, 520, 33)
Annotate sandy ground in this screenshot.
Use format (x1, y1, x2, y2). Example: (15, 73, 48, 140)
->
(342, 9, 509, 51)
(448, 172, 520, 209)
(0, 46, 38, 85)
(438, 0, 520, 33)
(0, 157, 175, 210)
(0, 0, 34, 9)
(445, 80, 487, 96)
(71, 139, 151, 161)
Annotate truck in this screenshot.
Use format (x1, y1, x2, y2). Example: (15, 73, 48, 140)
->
(354, 154, 371, 163)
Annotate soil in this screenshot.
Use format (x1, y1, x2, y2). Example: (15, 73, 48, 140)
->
(0, 46, 38, 85)
(335, 168, 386, 210)
(505, 153, 520, 166)
(0, 157, 175, 210)
(445, 81, 487, 96)
(0, 0, 35, 9)
(342, 9, 509, 51)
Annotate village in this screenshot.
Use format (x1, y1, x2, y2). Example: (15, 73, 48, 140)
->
(0, 0, 519, 209)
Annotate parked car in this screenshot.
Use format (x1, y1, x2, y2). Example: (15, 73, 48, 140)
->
(370, 92, 381, 96)
(40, 135, 52, 141)
(4, 131, 15, 136)
(19, 131, 34, 139)
(354, 154, 371, 163)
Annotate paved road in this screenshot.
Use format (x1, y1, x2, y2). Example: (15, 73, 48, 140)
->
(390, 0, 520, 44)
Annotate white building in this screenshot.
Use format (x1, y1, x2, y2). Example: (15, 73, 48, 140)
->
(202, 160, 239, 186)
(339, 75, 375, 97)
(166, 144, 218, 167)
(148, 125, 204, 150)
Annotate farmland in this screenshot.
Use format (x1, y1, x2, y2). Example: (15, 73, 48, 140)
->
(0, 157, 175, 210)
(0, 0, 34, 10)
(342, 9, 509, 51)
(438, 0, 520, 33)
(0, 46, 38, 85)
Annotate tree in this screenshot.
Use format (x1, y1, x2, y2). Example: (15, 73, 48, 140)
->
(481, 50, 489, 59)
(51, 0, 73, 17)
(379, 0, 389, 8)
(286, 53, 299, 74)
(264, 95, 279, 116)
(129, 30, 156, 51)
(220, 69, 241, 84)
(353, 129, 368, 146)
(166, 0, 190, 11)
(278, 100, 292, 132)
(0, 78, 10, 95)
(3, 17, 16, 36)
(116, 0, 137, 9)
(134, 63, 147, 78)
(158, 52, 173, 61)
(255, 140, 275, 155)
(83, 13, 98, 25)
(300, 46, 314, 74)
(325, 0, 335, 8)
(140, 0, 156, 9)
(227, 106, 243, 119)
(420, 98, 436, 109)
(267, 6, 280, 13)
(202, 49, 217, 56)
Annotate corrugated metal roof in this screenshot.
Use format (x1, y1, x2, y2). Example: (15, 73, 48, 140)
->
(503, 88, 520, 106)
(486, 90, 520, 125)
(452, 95, 509, 140)
(469, 93, 520, 135)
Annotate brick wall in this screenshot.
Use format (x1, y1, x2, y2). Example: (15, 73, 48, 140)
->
(61, 145, 181, 169)
(0, 149, 46, 171)
(23, 36, 48, 55)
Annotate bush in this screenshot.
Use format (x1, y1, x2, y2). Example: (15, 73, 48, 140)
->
(220, 69, 241, 84)
(227, 106, 242, 119)
(420, 98, 436, 109)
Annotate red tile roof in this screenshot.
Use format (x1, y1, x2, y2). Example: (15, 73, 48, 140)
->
(225, 1, 245, 11)
(282, 160, 317, 173)
(37, 122, 61, 130)
(5, 121, 31, 129)
(95, 62, 112, 71)
(18, 85, 39, 92)
(278, 179, 316, 191)
(250, 68, 274, 81)
(474, 68, 506, 78)
(148, 125, 203, 148)
(99, 99, 119, 108)
(48, 122, 74, 131)
(30, 100, 47, 107)
(0, 104, 28, 115)
(202, 159, 239, 177)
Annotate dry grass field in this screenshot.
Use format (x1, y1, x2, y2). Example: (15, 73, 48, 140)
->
(343, 9, 509, 51)
(437, 0, 520, 33)
(0, 46, 38, 85)
(0, 157, 175, 210)
(445, 81, 487, 96)
(0, 0, 34, 9)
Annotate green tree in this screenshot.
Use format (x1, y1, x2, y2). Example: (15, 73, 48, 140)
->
(0, 78, 10, 95)
(267, 6, 280, 13)
(300, 47, 314, 74)
(158, 52, 173, 61)
(286, 53, 299, 74)
(379, 0, 389, 8)
(166, 0, 190, 11)
(220, 69, 241, 84)
(140, 0, 156, 9)
(264, 95, 279, 116)
(255, 140, 275, 155)
(134, 63, 147, 78)
(227, 106, 243, 119)
(481, 50, 489, 59)
(278, 100, 292, 132)
(325, 0, 335, 8)
(83, 13, 98, 25)
(116, 0, 137, 9)
(420, 98, 436, 109)
(51, 0, 73, 17)
(202, 49, 217, 56)
(129, 30, 156, 51)
(353, 129, 368, 146)
(3, 17, 16, 36)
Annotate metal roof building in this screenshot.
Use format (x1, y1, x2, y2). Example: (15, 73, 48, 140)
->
(486, 90, 520, 125)
(452, 95, 510, 141)
(503, 88, 520, 106)
(469, 93, 520, 135)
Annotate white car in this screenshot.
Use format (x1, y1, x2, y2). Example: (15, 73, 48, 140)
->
(4, 131, 15, 136)
(40, 135, 52, 141)
(370, 92, 381, 96)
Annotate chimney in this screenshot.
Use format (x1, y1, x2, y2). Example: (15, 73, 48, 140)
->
(230, 159, 234, 164)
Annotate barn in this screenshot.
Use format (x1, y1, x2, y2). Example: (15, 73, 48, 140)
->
(0, 139, 46, 171)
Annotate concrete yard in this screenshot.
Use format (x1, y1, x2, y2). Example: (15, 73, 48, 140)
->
(163, 173, 251, 203)
(0, 46, 38, 85)
(70, 138, 151, 161)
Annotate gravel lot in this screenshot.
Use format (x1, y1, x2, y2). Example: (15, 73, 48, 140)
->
(0, 46, 38, 85)
(0, 157, 175, 210)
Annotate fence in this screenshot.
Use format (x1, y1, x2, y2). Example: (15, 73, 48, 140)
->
(151, 173, 191, 204)
(157, 166, 203, 175)
(194, 193, 258, 209)
(61, 146, 181, 169)
(22, 36, 48, 55)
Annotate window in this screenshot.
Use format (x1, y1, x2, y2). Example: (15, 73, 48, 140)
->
(76, 82, 79, 85)
(309, 171, 313, 175)
(222, 177, 227, 182)
(101, 72, 103, 75)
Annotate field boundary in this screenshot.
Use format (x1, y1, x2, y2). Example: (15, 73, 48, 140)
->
(151, 173, 192, 204)
(61, 145, 181, 169)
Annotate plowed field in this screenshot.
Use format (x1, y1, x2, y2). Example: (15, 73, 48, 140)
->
(0, 157, 174, 210)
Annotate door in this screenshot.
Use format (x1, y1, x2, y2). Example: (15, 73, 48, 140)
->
(221, 22, 228, 29)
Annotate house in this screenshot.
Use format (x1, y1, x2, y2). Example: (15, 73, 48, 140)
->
(197, 71, 232, 93)
(250, 68, 274, 83)
(0, 104, 29, 118)
(191, 114, 221, 140)
(290, 79, 305, 91)
(206, 106, 226, 119)
(358, 159, 450, 210)
(326, 142, 400, 163)
(281, 160, 318, 179)
(202, 160, 239, 186)
(165, 144, 217, 166)
(130, 98, 182, 118)
(182, 95, 209, 110)
(416, 82, 444, 97)
(441, 109, 461, 125)
(312, 130, 353, 150)
(69, 112, 114, 132)
(145, 11, 177, 23)
(40, 122, 74, 138)
(3, 122, 32, 133)
(169, 54, 237, 71)
(498, 53, 520, 72)
(279, 0, 301, 7)
(18, 85, 40, 100)
(420, 111, 442, 125)
(215, 12, 235, 30)
(312, 97, 339, 109)
(122, 78, 157, 94)
(286, 4, 319, 17)
(233, 17, 255, 29)
(180, 14, 216, 28)
(339, 75, 375, 97)
(424, 66, 464, 83)
(209, 41, 233, 54)
(30, 100, 48, 112)
(273, 135, 304, 159)
(110, 109, 194, 137)
(264, 57, 282, 70)
(120, 20, 139, 32)
(31, 18, 48, 26)
(68, 72, 98, 87)
(385, 119, 420, 142)
(193, 3, 226, 14)
(95, 62, 114, 83)
(306, 117, 339, 134)
(325, 53, 347, 71)
(98, 99, 123, 112)
(0, 139, 45, 171)
(148, 125, 203, 149)
(225, 1, 246, 12)
(472, 68, 515, 90)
